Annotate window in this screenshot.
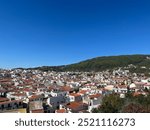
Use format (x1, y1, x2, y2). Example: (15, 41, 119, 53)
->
(8, 104, 11, 108)
(19, 102, 22, 106)
(2, 105, 4, 110)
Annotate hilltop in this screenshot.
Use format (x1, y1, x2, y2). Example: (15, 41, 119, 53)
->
(32, 55, 150, 75)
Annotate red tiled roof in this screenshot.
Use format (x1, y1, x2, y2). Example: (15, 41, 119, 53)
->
(69, 93, 81, 97)
(79, 90, 88, 94)
(12, 93, 26, 97)
(133, 92, 142, 97)
(60, 86, 73, 92)
(23, 88, 32, 92)
(56, 109, 66, 113)
(67, 102, 87, 110)
(0, 79, 12, 82)
(29, 95, 43, 100)
(31, 109, 44, 113)
(135, 82, 146, 85)
(89, 94, 101, 99)
(0, 100, 23, 105)
(117, 85, 127, 88)
(0, 97, 9, 102)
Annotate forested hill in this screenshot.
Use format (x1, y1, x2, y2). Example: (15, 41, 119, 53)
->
(32, 55, 150, 73)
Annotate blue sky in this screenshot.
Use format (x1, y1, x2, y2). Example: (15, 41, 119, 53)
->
(0, 0, 150, 68)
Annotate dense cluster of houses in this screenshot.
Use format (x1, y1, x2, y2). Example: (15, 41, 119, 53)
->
(0, 68, 150, 113)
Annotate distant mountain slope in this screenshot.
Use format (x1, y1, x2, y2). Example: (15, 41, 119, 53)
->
(34, 55, 150, 73)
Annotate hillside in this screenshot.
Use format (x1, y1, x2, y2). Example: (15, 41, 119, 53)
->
(34, 55, 150, 74)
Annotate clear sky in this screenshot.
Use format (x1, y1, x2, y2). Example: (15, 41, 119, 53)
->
(0, 0, 150, 68)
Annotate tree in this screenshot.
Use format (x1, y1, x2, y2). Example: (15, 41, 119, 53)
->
(97, 93, 125, 113)
(122, 93, 150, 113)
(122, 103, 146, 113)
(91, 108, 99, 113)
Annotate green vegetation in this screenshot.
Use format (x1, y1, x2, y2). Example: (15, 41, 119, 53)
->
(93, 94, 125, 113)
(92, 92, 150, 113)
(65, 55, 148, 72)
(33, 55, 150, 75)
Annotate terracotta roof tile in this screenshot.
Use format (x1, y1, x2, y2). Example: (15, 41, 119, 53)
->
(31, 109, 44, 113)
(69, 93, 81, 97)
(67, 102, 87, 109)
(0, 97, 9, 102)
(56, 109, 66, 113)
(89, 94, 101, 99)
